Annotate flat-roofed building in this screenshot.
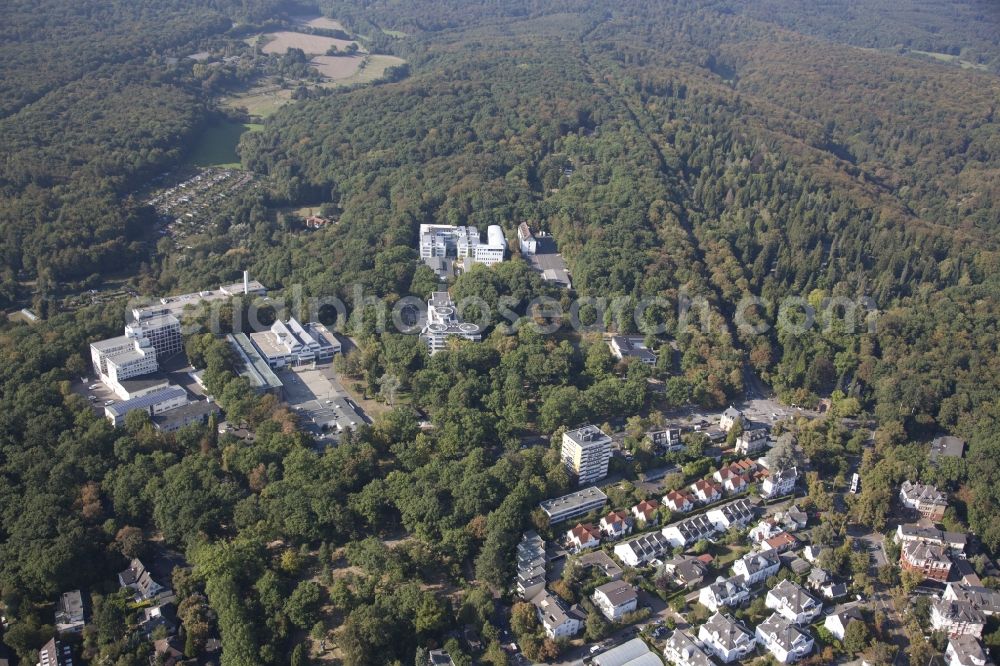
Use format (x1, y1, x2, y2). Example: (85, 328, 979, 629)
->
(515, 531, 546, 600)
(55, 590, 85, 636)
(124, 313, 182, 359)
(539, 486, 608, 524)
(562, 425, 612, 485)
(104, 386, 189, 427)
(109, 372, 172, 401)
(227, 333, 284, 397)
(152, 399, 220, 433)
(91, 334, 159, 384)
(592, 637, 664, 666)
(420, 292, 482, 355)
(249, 318, 340, 368)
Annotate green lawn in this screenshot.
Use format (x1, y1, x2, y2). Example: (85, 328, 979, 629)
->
(185, 120, 263, 168)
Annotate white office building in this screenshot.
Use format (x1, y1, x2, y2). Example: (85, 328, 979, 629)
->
(249, 318, 340, 368)
(91, 334, 159, 385)
(420, 292, 482, 355)
(418, 224, 506, 276)
(125, 313, 182, 359)
(561, 425, 613, 485)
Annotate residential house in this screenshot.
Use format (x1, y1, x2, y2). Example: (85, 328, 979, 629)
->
(761, 467, 798, 499)
(428, 649, 457, 666)
(119, 558, 166, 602)
(151, 636, 186, 666)
(649, 428, 683, 452)
(592, 581, 638, 621)
(139, 602, 176, 637)
(714, 465, 750, 494)
(824, 607, 865, 642)
(690, 479, 723, 504)
(733, 550, 781, 585)
(530, 590, 586, 639)
(802, 545, 822, 563)
(901, 540, 953, 582)
(37, 638, 74, 666)
(932, 599, 987, 638)
(699, 575, 751, 612)
(750, 517, 783, 544)
(780, 506, 809, 532)
(614, 531, 672, 567)
(755, 612, 814, 663)
(601, 510, 634, 540)
(766, 580, 823, 625)
(946, 635, 990, 666)
(698, 612, 755, 663)
(610, 336, 657, 366)
(736, 428, 770, 456)
(577, 550, 624, 581)
(896, 523, 968, 552)
(807, 568, 847, 600)
(663, 556, 710, 589)
(567, 523, 601, 552)
(930, 436, 966, 465)
(55, 590, 85, 636)
(662, 630, 714, 666)
(706, 498, 755, 531)
(664, 490, 694, 514)
(944, 583, 1000, 616)
(720, 407, 746, 433)
(761, 531, 799, 554)
(632, 499, 661, 526)
(663, 513, 717, 548)
(900, 481, 949, 521)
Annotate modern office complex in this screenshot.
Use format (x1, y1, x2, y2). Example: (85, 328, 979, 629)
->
(420, 292, 482, 354)
(248, 317, 340, 369)
(418, 224, 507, 277)
(561, 425, 613, 485)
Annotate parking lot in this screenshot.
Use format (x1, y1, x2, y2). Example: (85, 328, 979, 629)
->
(278, 365, 369, 443)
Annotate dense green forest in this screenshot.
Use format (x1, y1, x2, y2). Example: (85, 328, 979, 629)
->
(1, 0, 999, 664)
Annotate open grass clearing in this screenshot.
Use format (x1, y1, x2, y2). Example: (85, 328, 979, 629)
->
(908, 49, 988, 71)
(310, 55, 365, 79)
(319, 54, 406, 89)
(260, 31, 363, 56)
(293, 15, 346, 32)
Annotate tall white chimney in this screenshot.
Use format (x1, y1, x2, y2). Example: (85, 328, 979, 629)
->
(243, 270, 249, 295)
